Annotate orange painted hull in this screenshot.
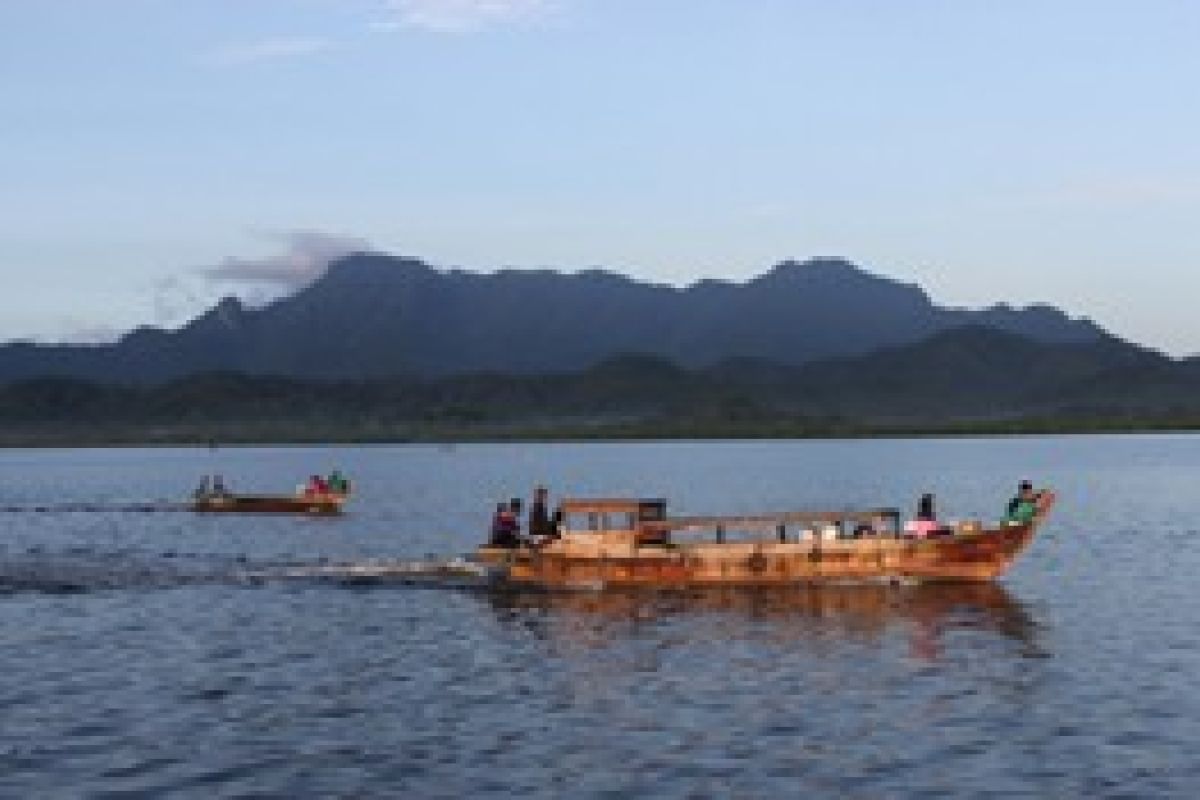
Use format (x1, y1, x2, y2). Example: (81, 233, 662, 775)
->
(477, 518, 1044, 588)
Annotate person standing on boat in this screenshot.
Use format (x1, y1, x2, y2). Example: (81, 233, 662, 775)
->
(509, 498, 524, 542)
(905, 493, 940, 538)
(529, 485, 555, 541)
(917, 493, 935, 522)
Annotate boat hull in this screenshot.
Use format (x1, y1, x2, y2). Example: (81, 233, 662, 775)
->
(476, 517, 1044, 589)
(191, 495, 345, 515)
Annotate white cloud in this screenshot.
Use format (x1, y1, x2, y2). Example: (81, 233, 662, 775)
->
(372, 0, 556, 34)
(205, 36, 334, 67)
(145, 231, 369, 330)
(201, 230, 371, 291)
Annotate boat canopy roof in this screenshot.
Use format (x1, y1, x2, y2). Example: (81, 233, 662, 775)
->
(559, 498, 667, 514)
(556, 497, 899, 531)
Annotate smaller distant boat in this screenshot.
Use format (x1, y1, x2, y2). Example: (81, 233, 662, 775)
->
(190, 471, 351, 515)
(191, 493, 347, 515)
(190, 491, 349, 515)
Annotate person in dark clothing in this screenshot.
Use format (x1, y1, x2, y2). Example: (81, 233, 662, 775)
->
(194, 475, 212, 501)
(489, 502, 520, 548)
(508, 498, 524, 543)
(488, 502, 505, 544)
(916, 493, 936, 522)
(529, 485, 554, 541)
(905, 492, 948, 537)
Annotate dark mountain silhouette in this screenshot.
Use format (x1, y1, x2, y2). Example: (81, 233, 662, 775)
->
(790, 326, 1171, 420)
(0, 253, 1106, 384)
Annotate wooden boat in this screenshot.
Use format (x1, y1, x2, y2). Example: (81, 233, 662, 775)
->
(191, 493, 347, 515)
(475, 492, 1055, 588)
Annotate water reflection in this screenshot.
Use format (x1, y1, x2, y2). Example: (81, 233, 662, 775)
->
(483, 582, 1043, 662)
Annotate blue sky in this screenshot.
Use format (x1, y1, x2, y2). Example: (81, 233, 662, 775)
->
(3, 1, 1198, 352)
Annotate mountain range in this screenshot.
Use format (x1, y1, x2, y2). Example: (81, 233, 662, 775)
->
(4, 324, 1198, 445)
(8, 251, 1197, 442)
(0, 253, 1107, 384)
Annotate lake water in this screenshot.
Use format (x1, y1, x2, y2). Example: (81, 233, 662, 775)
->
(2, 436, 1199, 797)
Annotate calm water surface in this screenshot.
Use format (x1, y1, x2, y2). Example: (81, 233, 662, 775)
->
(2, 436, 1199, 797)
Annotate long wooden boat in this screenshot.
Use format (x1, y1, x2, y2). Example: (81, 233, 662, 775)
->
(191, 493, 346, 515)
(475, 491, 1055, 588)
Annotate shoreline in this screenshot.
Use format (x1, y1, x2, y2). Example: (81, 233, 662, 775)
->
(2, 418, 1198, 448)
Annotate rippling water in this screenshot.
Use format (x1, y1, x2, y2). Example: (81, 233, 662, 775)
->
(3, 437, 1200, 796)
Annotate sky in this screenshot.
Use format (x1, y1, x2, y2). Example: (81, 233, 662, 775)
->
(2, 1, 1198, 353)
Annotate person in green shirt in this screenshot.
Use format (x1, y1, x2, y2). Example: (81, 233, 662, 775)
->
(327, 469, 350, 496)
(1004, 480, 1039, 524)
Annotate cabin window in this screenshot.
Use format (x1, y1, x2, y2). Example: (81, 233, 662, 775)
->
(671, 526, 775, 545)
(562, 510, 638, 532)
(639, 505, 665, 522)
(601, 512, 637, 531)
(563, 513, 591, 532)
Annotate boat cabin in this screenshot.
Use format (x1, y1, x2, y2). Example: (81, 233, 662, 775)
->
(553, 497, 903, 554)
(556, 498, 668, 551)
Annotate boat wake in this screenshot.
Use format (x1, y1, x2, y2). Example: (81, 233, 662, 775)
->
(0, 549, 497, 596)
(236, 557, 500, 589)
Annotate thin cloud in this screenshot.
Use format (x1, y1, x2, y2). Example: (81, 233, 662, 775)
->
(205, 36, 334, 67)
(152, 274, 209, 329)
(1060, 177, 1199, 208)
(372, 0, 556, 34)
(145, 232, 368, 330)
(1024, 173, 1200, 212)
(201, 230, 371, 292)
